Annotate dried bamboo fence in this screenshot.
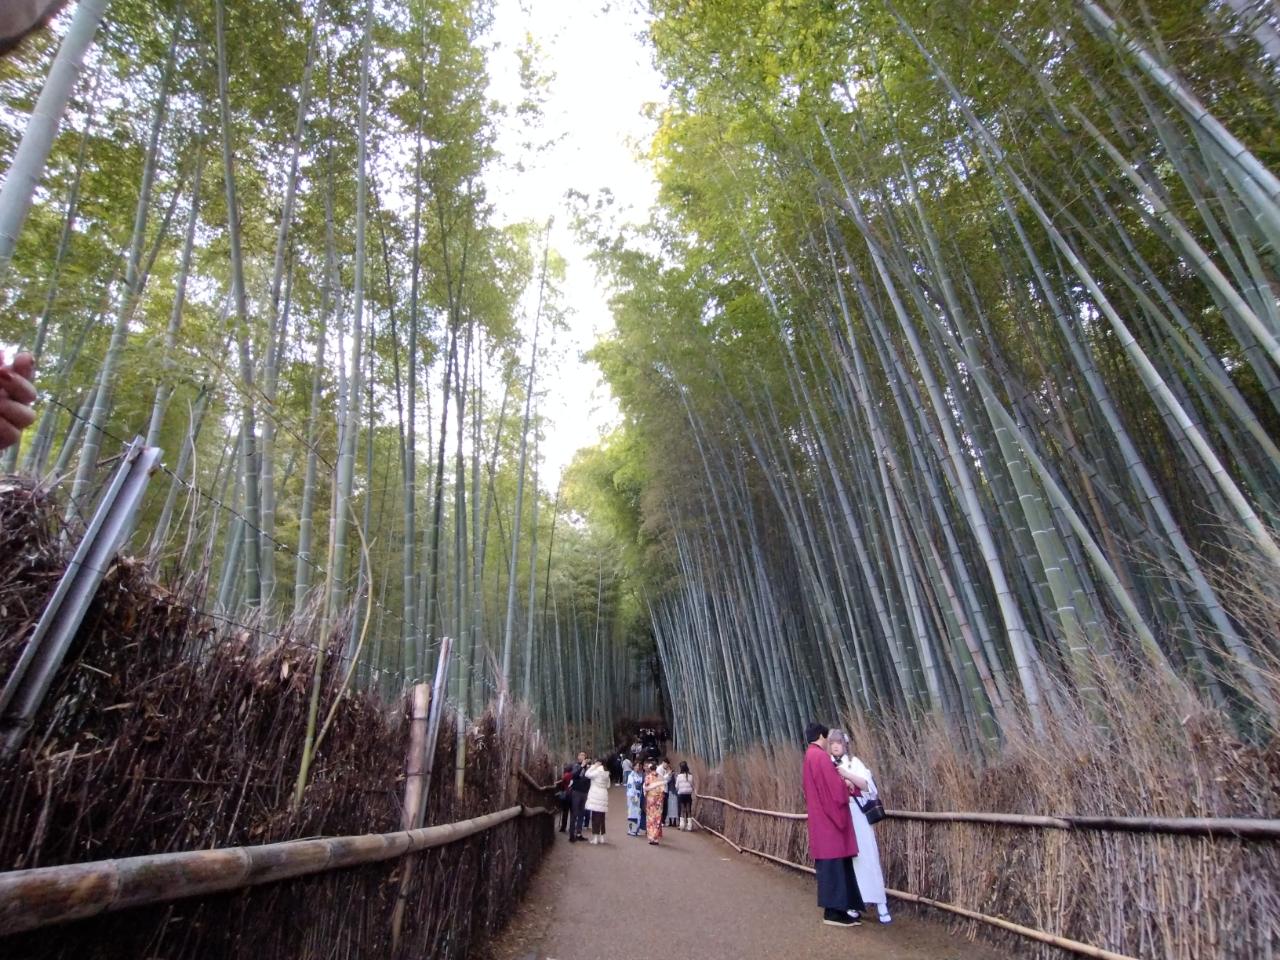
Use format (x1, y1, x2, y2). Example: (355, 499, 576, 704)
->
(694, 791, 1280, 960)
(0, 482, 557, 959)
(0, 803, 551, 935)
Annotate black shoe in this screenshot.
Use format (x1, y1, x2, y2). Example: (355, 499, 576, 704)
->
(822, 909, 859, 927)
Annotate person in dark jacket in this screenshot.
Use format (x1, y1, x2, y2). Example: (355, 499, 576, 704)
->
(666, 763, 680, 826)
(568, 751, 591, 842)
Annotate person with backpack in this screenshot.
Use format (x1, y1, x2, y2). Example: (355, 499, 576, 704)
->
(674, 761, 696, 830)
(665, 761, 680, 826)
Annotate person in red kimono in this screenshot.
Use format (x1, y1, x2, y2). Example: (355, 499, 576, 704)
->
(801, 722, 865, 927)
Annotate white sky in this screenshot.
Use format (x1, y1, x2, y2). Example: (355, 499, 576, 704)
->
(482, 0, 665, 488)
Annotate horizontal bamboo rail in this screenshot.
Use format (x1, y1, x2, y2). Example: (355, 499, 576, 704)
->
(698, 793, 807, 820)
(698, 794, 1280, 839)
(0, 804, 552, 937)
(691, 817, 1138, 960)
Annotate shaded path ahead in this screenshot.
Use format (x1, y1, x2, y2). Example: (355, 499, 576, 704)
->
(482, 786, 1015, 960)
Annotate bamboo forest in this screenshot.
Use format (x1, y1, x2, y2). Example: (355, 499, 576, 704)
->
(0, 1, 1278, 959)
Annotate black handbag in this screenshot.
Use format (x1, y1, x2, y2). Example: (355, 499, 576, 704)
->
(857, 795, 886, 826)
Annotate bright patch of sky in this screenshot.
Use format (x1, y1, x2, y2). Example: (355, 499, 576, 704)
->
(483, 0, 665, 488)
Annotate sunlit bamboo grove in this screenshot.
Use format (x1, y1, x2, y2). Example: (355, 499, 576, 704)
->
(4, 0, 1280, 776)
(582, 0, 1280, 760)
(0, 0, 659, 773)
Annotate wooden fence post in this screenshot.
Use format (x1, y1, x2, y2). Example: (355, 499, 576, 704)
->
(391, 640, 452, 954)
(400, 684, 431, 831)
(390, 682, 431, 953)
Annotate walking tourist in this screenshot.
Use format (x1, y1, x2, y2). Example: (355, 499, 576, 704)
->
(585, 755, 611, 844)
(656, 759, 672, 827)
(644, 761, 665, 845)
(636, 759, 648, 835)
(626, 760, 644, 835)
(675, 761, 695, 830)
(829, 729, 890, 923)
(568, 751, 591, 843)
(665, 761, 680, 826)
(556, 764, 573, 833)
(802, 722, 864, 927)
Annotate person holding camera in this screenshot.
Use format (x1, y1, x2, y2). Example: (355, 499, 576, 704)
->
(584, 754, 611, 844)
(568, 751, 591, 843)
(829, 729, 890, 923)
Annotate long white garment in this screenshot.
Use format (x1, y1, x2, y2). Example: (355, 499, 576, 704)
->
(839, 754, 887, 906)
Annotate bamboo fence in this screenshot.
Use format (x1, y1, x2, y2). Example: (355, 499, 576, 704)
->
(0, 804, 551, 936)
(695, 792, 1280, 960)
(698, 794, 1280, 839)
(0, 485, 559, 959)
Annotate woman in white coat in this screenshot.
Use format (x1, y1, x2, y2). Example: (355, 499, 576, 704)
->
(584, 757, 612, 844)
(829, 729, 890, 923)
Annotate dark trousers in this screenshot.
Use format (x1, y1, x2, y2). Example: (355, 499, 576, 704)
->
(558, 797, 570, 832)
(815, 856, 865, 912)
(569, 790, 588, 838)
(678, 794, 693, 818)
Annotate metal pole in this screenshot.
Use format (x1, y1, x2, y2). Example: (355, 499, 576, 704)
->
(0, 437, 161, 758)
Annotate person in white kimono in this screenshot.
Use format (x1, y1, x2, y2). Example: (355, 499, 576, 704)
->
(828, 729, 891, 923)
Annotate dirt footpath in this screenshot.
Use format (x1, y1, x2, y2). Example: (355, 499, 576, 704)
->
(480, 786, 1015, 960)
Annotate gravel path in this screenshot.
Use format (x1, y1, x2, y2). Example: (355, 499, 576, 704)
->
(480, 786, 1015, 960)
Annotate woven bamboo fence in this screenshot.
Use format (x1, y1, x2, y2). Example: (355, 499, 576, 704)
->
(0, 803, 551, 936)
(0, 483, 557, 959)
(694, 790, 1280, 960)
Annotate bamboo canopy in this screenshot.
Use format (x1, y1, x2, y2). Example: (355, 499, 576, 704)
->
(698, 794, 1280, 839)
(0, 804, 551, 936)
